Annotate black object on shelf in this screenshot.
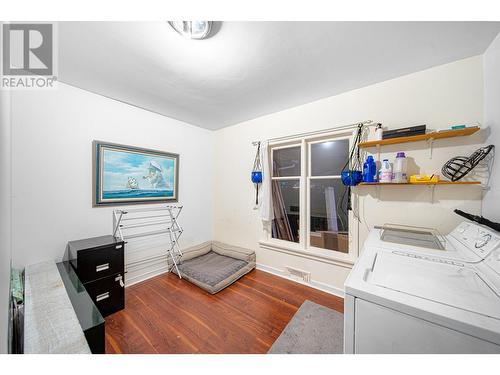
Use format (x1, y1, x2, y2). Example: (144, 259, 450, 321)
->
(68, 235, 125, 317)
(57, 261, 105, 354)
(382, 125, 426, 140)
(442, 145, 495, 182)
(454, 209, 500, 233)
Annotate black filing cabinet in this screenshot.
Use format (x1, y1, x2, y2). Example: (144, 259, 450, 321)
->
(68, 235, 125, 317)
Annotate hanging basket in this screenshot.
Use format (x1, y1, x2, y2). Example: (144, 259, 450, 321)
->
(341, 124, 365, 187)
(251, 171, 263, 184)
(251, 142, 263, 206)
(341, 170, 362, 186)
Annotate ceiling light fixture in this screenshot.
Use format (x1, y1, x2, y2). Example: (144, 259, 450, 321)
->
(168, 21, 213, 40)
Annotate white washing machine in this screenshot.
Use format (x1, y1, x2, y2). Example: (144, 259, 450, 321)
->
(344, 221, 500, 353)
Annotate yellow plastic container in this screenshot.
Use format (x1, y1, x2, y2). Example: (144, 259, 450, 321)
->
(409, 174, 439, 184)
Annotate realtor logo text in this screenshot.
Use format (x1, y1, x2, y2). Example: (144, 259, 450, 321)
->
(1, 23, 57, 89)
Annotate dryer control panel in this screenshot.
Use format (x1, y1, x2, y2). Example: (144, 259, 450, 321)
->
(451, 222, 500, 260)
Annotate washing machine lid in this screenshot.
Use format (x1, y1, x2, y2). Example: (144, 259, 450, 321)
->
(378, 224, 446, 250)
(369, 251, 500, 320)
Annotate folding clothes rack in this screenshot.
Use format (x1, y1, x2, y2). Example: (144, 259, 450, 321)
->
(112, 205, 184, 278)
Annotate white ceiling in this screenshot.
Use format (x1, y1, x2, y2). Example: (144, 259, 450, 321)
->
(58, 22, 500, 130)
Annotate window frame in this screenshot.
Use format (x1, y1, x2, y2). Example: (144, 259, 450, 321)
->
(270, 142, 302, 244)
(264, 130, 359, 267)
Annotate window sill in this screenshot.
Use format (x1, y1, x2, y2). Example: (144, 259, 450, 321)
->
(258, 239, 356, 269)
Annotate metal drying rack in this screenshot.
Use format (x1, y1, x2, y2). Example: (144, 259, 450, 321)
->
(112, 205, 184, 278)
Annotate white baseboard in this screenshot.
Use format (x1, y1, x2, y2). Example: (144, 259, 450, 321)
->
(256, 263, 345, 299)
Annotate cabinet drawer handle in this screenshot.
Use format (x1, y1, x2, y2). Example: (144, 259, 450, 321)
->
(115, 245, 123, 249)
(96, 263, 109, 272)
(96, 292, 109, 302)
(115, 275, 125, 288)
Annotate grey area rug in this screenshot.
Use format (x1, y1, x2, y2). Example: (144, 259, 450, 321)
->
(268, 300, 344, 354)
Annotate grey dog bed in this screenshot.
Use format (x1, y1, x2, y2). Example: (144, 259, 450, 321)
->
(172, 241, 256, 294)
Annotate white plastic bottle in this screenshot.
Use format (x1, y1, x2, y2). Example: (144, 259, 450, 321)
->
(375, 123, 383, 141)
(392, 152, 408, 183)
(379, 159, 392, 183)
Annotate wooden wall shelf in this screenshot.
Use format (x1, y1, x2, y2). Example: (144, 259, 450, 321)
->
(359, 127, 480, 148)
(357, 181, 481, 186)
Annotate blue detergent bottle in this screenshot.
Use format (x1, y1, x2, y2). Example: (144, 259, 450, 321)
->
(363, 155, 377, 182)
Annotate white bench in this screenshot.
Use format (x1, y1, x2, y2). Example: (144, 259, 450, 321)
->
(24, 261, 90, 354)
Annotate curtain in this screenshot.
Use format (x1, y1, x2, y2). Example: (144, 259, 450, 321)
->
(259, 141, 274, 222)
(258, 140, 294, 241)
(325, 186, 339, 232)
(271, 180, 294, 241)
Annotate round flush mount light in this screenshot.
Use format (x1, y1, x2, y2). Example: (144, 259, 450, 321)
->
(168, 21, 213, 40)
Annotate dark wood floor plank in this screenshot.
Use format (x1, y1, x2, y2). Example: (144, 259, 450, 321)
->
(105, 269, 344, 354)
(144, 285, 264, 352)
(124, 289, 202, 353)
(138, 284, 242, 353)
(105, 333, 120, 354)
(151, 277, 270, 353)
(215, 281, 298, 333)
(245, 270, 345, 312)
(105, 310, 158, 354)
(200, 282, 289, 344)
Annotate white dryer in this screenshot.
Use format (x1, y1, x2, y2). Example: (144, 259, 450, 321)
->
(344, 222, 500, 353)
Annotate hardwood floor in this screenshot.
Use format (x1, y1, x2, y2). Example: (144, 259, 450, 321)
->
(105, 269, 344, 354)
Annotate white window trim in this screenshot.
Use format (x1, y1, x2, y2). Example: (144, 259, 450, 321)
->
(262, 129, 359, 268)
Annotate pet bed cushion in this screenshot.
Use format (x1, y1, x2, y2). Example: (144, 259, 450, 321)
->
(173, 241, 256, 294)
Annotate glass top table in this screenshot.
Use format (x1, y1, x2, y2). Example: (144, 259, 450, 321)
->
(56, 261, 105, 335)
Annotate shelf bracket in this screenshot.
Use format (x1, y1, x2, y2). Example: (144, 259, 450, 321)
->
(429, 185, 435, 203)
(427, 138, 434, 159)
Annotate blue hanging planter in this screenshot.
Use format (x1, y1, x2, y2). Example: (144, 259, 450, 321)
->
(251, 142, 263, 206)
(251, 171, 263, 184)
(341, 170, 362, 186)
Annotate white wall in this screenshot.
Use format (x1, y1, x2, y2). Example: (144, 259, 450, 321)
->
(0, 86, 12, 353)
(214, 56, 486, 292)
(483, 33, 500, 222)
(10, 83, 214, 285)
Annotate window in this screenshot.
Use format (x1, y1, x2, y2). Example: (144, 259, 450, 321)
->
(271, 146, 301, 243)
(269, 132, 357, 263)
(309, 139, 349, 254)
